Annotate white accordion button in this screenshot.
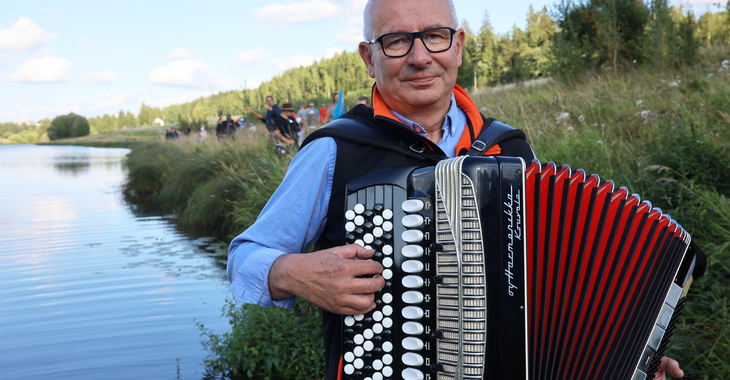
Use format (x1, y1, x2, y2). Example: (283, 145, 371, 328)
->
(373, 323, 383, 334)
(382, 209, 393, 220)
(382, 305, 393, 316)
(382, 366, 393, 377)
(382, 293, 393, 304)
(344, 364, 355, 375)
(354, 204, 365, 214)
(402, 260, 424, 273)
(382, 257, 393, 268)
(402, 306, 424, 319)
(345, 222, 356, 232)
(402, 337, 424, 351)
(344, 316, 355, 326)
(383, 317, 393, 328)
(402, 321, 424, 335)
(402, 199, 424, 213)
(364, 234, 374, 244)
(402, 275, 424, 288)
(354, 334, 364, 345)
(402, 245, 423, 258)
(373, 311, 383, 322)
(364, 329, 374, 339)
(402, 291, 424, 304)
(402, 230, 423, 243)
(382, 341, 393, 352)
(373, 227, 383, 237)
(363, 340, 374, 351)
(382, 269, 393, 280)
(354, 358, 364, 369)
(382, 354, 393, 365)
(382, 245, 393, 255)
(373, 373, 383, 380)
(354, 215, 365, 226)
(382, 221, 393, 232)
(402, 353, 425, 367)
(344, 352, 355, 362)
(354, 346, 364, 357)
(354, 314, 364, 321)
(402, 214, 424, 228)
(373, 215, 384, 226)
(345, 210, 356, 220)
(402, 367, 425, 380)
(355, 239, 365, 247)
(373, 359, 383, 371)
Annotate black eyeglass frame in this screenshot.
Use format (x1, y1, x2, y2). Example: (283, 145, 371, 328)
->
(368, 27, 457, 58)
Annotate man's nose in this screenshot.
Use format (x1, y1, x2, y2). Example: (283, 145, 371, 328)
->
(406, 37, 432, 67)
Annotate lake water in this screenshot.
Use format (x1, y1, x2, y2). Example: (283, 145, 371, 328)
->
(0, 144, 231, 380)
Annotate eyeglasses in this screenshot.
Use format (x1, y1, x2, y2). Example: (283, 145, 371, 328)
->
(369, 27, 457, 58)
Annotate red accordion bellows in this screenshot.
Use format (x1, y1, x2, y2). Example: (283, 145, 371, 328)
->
(525, 161, 690, 380)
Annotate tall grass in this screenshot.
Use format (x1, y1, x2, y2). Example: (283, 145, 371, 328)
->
(123, 47, 730, 380)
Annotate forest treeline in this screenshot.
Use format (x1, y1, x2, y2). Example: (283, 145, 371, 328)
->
(3, 0, 728, 142)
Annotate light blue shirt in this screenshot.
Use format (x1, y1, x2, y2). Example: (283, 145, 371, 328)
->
(227, 95, 466, 308)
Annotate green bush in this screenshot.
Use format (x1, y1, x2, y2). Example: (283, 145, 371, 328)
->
(47, 113, 90, 140)
(198, 299, 325, 380)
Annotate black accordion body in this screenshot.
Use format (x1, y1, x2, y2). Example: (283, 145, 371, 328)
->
(340, 156, 700, 380)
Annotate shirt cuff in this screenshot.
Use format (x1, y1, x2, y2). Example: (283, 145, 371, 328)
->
(229, 248, 297, 309)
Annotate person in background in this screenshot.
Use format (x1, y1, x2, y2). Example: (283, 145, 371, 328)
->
(357, 95, 369, 107)
(225, 114, 236, 140)
(318, 103, 327, 125)
(272, 103, 300, 150)
(216, 116, 225, 138)
(324, 92, 339, 124)
(238, 118, 248, 130)
(296, 104, 308, 127)
(198, 124, 208, 144)
(258, 96, 281, 132)
(306, 102, 319, 128)
(169, 127, 179, 139)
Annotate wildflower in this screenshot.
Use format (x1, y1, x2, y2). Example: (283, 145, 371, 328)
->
(722, 59, 729, 67)
(556, 112, 570, 124)
(636, 100, 643, 107)
(292, 350, 296, 357)
(592, 123, 597, 127)
(578, 114, 585, 122)
(641, 110, 651, 119)
(601, 123, 605, 128)
(566, 126, 574, 132)
(596, 140, 603, 145)
(668, 81, 679, 88)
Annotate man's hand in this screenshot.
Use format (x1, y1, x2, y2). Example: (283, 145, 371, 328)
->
(269, 245, 385, 315)
(654, 356, 684, 379)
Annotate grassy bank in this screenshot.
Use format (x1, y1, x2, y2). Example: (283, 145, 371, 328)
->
(123, 48, 730, 380)
(42, 124, 169, 148)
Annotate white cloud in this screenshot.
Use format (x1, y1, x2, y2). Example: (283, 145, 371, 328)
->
(325, 47, 344, 59)
(164, 48, 193, 60)
(2, 57, 72, 83)
(148, 59, 210, 88)
(254, 0, 365, 24)
(335, 16, 364, 43)
(0, 17, 58, 52)
(139, 87, 149, 94)
(270, 54, 315, 71)
(233, 47, 273, 66)
(1, 93, 130, 121)
(88, 93, 129, 109)
(78, 71, 120, 84)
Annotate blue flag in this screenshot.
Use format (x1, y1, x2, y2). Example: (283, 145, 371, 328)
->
(332, 90, 345, 120)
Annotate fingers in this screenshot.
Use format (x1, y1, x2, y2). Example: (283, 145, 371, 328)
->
(659, 357, 684, 378)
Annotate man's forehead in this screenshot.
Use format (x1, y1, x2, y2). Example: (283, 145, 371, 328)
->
(370, 0, 453, 35)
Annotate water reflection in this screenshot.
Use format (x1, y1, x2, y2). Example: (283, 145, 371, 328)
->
(0, 144, 229, 380)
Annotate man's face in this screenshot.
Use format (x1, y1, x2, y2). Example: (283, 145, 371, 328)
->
(358, 0, 464, 115)
(266, 97, 274, 106)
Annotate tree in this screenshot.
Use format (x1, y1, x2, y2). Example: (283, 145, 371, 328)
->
(47, 113, 90, 141)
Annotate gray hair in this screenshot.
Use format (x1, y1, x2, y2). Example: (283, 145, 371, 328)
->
(363, 0, 460, 41)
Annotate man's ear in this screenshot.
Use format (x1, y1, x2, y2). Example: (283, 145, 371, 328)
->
(359, 42, 377, 79)
(455, 28, 466, 68)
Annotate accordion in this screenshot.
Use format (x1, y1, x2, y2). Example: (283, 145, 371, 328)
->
(340, 156, 702, 380)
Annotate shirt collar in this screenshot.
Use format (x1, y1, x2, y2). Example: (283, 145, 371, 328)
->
(389, 93, 458, 142)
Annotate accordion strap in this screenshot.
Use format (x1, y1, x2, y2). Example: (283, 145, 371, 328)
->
(466, 117, 527, 156)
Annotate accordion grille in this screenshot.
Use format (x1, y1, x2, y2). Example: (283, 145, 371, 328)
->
(434, 157, 487, 380)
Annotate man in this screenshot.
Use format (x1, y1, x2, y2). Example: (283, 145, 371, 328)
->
(272, 102, 299, 148)
(318, 103, 327, 124)
(356, 94, 369, 106)
(296, 104, 308, 127)
(227, 1, 683, 379)
(306, 102, 319, 128)
(257, 95, 281, 132)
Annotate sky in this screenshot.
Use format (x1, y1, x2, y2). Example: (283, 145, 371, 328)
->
(0, 0, 720, 123)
